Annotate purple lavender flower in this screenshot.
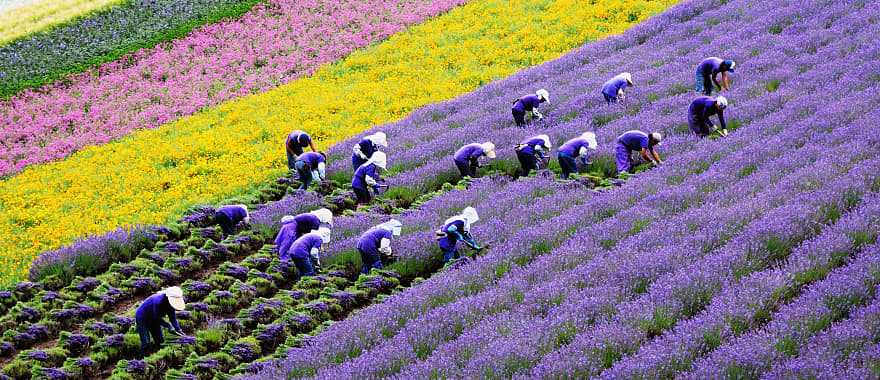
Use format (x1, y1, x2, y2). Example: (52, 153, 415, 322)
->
(74, 277, 101, 292)
(27, 350, 49, 362)
(224, 264, 249, 280)
(25, 324, 49, 340)
(104, 334, 125, 348)
(40, 291, 59, 302)
(87, 322, 116, 336)
(114, 316, 135, 331)
(230, 342, 260, 362)
(41, 368, 68, 380)
(126, 359, 147, 374)
(74, 357, 95, 368)
(0, 342, 14, 357)
(189, 302, 209, 312)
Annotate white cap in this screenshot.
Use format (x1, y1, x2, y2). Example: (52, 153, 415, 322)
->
(367, 151, 387, 169)
(379, 219, 403, 236)
(367, 132, 388, 147)
(461, 206, 479, 224)
(536, 89, 550, 103)
(314, 227, 331, 244)
(650, 132, 663, 145)
(537, 134, 552, 149)
(280, 215, 296, 224)
(481, 142, 496, 159)
(621, 72, 633, 85)
(581, 132, 598, 150)
(716, 96, 728, 109)
(311, 208, 333, 225)
(162, 287, 186, 311)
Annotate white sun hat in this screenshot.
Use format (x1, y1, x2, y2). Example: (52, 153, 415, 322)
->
(536, 89, 550, 103)
(481, 142, 496, 159)
(163, 286, 186, 311)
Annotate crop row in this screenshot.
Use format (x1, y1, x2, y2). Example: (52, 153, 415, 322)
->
(0, 0, 122, 46)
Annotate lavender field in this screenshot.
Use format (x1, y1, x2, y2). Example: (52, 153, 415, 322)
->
(2, 0, 879, 378)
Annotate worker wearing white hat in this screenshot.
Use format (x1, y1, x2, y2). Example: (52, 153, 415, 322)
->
(512, 89, 550, 127)
(351, 132, 389, 171)
(453, 142, 496, 178)
(357, 219, 403, 274)
(616, 130, 663, 175)
(135, 286, 186, 357)
(557, 132, 598, 179)
(437, 207, 483, 264)
(352, 151, 388, 205)
(602, 72, 634, 103)
(688, 95, 730, 138)
(515, 134, 552, 177)
(283, 227, 331, 279)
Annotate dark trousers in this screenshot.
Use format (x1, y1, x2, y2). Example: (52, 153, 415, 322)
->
(295, 160, 312, 190)
(291, 256, 315, 279)
(558, 152, 578, 179)
(214, 211, 236, 235)
(354, 187, 372, 204)
(455, 159, 477, 178)
(359, 248, 383, 274)
(516, 150, 539, 177)
(688, 115, 713, 138)
(137, 320, 163, 356)
(442, 248, 459, 264)
(512, 108, 526, 127)
(603, 92, 616, 104)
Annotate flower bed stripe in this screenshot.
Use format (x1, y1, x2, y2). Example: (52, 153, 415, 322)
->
(0, 0, 123, 46)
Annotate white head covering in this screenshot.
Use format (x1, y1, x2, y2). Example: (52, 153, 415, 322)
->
(314, 227, 331, 244)
(310, 208, 333, 225)
(379, 219, 403, 236)
(581, 132, 598, 150)
(162, 286, 186, 311)
(536, 134, 552, 149)
(536, 89, 550, 103)
(281, 215, 296, 224)
(621, 72, 633, 85)
(444, 206, 480, 231)
(480, 142, 496, 159)
(650, 132, 663, 145)
(366, 151, 387, 169)
(367, 132, 388, 147)
(716, 96, 728, 109)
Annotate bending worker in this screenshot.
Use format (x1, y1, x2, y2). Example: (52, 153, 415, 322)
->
(515, 134, 552, 177)
(512, 89, 550, 127)
(557, 132, 598, 179)
(282, 227, 331, 279)
(214, 204, 249, 235)
(352, 151, 387, 205)
(294, 151, 327, 190)
(601, 72, 634, 103)
(274, 208, 334, 259)
(616, 130, 663, 175)
(357, 219, 403, 274)
(436, 207, 483, 264)
(453, 142, 496, 178)
(352, 132, 388, 171)
(695, 57, 736, 95)
(135, 287, 185, 357)
(285, 130, 318, 172)
(688, 95, 729, 138)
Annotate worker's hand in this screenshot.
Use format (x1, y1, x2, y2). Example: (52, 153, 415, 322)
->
(720, 129, 729, 137)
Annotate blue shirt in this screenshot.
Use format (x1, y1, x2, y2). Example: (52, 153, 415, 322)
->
(454, 143, 486, 163)
(602, 75, 630, 98)
(357, 227, 393, 256)
(135, 293, 180, 330)
(558, 138, 591, 158)
(356, 138, 378, 159)
(216, 205, 247, 224)
(352, 163, 379, 191)
(617, 130, 650, 152)
(689, 96, 727, 129)
(438, 219, 466, 251)
(697, 57, 724, 76)
(518, 136, 549, 156)
(286, 131, 312, 155)
(297, 152, 325, 169)
(512, 94, 543, 112)
(274, 213, 320, 257)
(286, 234, 323, 260)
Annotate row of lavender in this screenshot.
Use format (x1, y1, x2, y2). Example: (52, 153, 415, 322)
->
(246, 0, 880, 377)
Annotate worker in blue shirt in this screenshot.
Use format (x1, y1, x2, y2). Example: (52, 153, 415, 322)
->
(285, 130, 318, 172)
(512, 89, 550, 127)
(357, 219, 403, 274)
(601, 73, 634, 103)
(453, 142, 496, 178)
(214, 204, 249, 235)
(615, 130, 663, 174)
(352, 151, 387, 205)
(695, 57, 736, 95)
(281, 227, 331, 279)
(688, 96, 729, 138)
(294, 151, 327, 190)
(135, 287, 185, 357)
(515, 134, 552, 177)
(557, 132, 598, 179)
(436, 207, 483, 264)
(351, 132, 388, 171)
(274, 208, 333, 259)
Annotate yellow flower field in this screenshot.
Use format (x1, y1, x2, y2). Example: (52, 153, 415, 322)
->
(0, 0, 676, 286)
(0, 0, 123, 45)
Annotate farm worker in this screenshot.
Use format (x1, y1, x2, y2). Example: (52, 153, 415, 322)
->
(214, 204, 249, 235)
(453, 142, 496, 178)
(601, 72, 634, 103)
(135, 286, 185, 357)
(512, 89, 550, 127)
(557, 132, 598, 179)
(285, 130, 318, 171)
(695, 57, 736, 95)
(515, 134, 552, 177)
(615, 130, 663, 175)
(688, 95, 729, 138)
(436, 207, 483, 264)
(352, 132, 388, 171)
(357, 219, 403, 274)
(282, 227, 331, 279)
(274, 208, 334, 257)
(294, 151, 327, 190)
(352, 151, 387, 205)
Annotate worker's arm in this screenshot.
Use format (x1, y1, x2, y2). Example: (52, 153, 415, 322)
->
(717, 110, 727, 131)
(445, 225, 464, 242)
(712, 72, 722, 90)
(461, 231, 481, 250)
(640, 148, 653, 163)
(309, 140, 318, 152)
(650, 148, 662, 164)
(721, 72, 730, 91)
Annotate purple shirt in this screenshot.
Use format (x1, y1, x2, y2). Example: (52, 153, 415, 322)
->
(454, 143, 486, 163)
(438, 219, 466, 251)
(286, 131, 312, 155)
(286, 234, 323, 260)
(135, 293, 180, 330)
(297, 152, 325, 169)
(356, 138, 378, 158)
(274, 213, 320, 257)
(357, 227, 393, 256)
(518, 136, 549, 156)
(512, 94, 543, 112)
(697, 57, 724, 76)
(602, 75, 630, 97)
(689, 96, 727, 129)
(352, 163, 379, 190)
(617, 130, 650, 152)
(558, 138, 591, 158)
(216, 205, 247, 223)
